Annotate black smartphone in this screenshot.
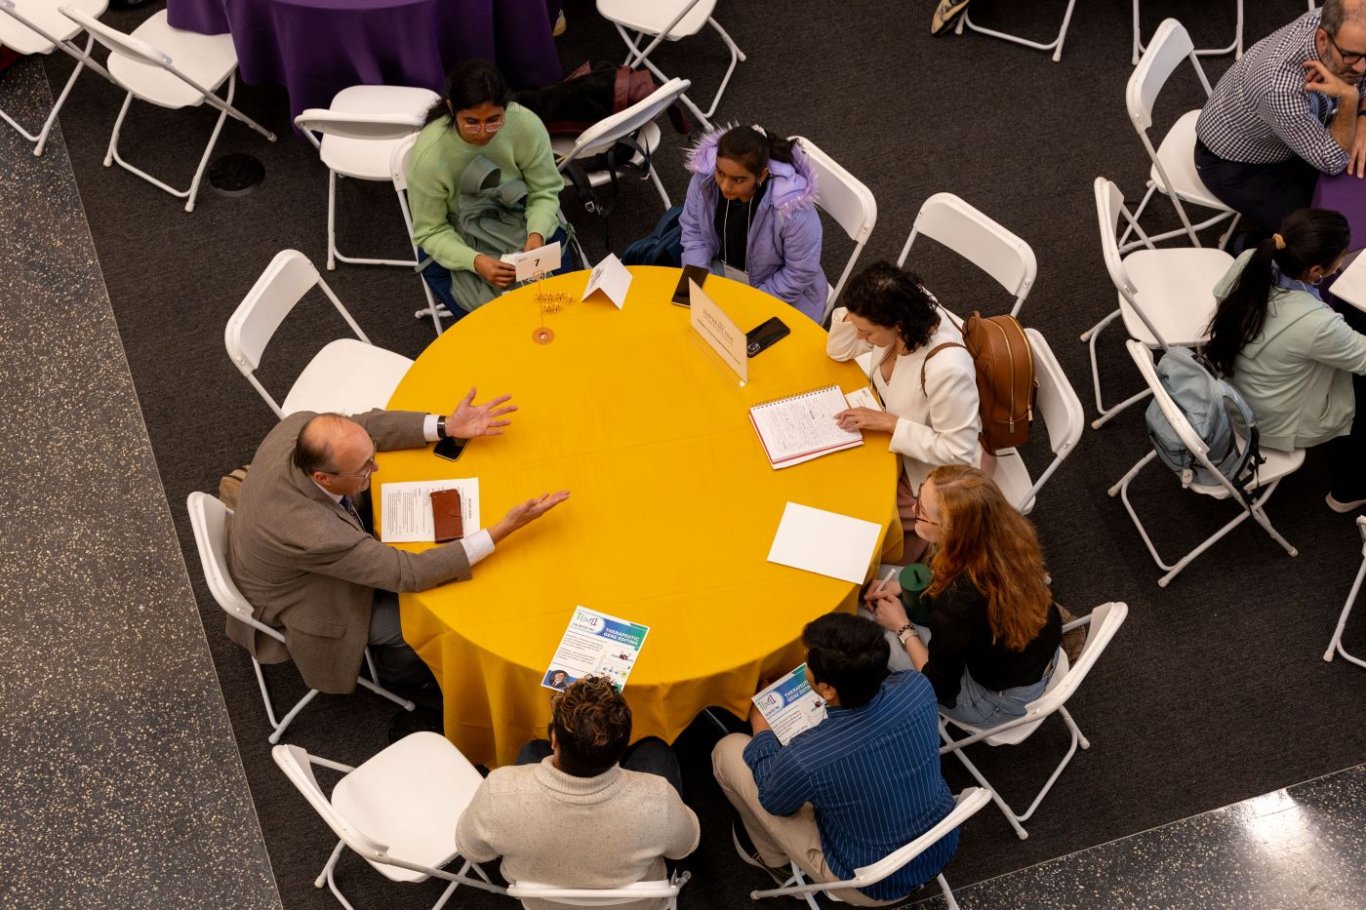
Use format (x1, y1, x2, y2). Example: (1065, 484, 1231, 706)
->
(672, 265, 710, 306)
(433, 436, 467, 461)
(746, 316, 791, 357)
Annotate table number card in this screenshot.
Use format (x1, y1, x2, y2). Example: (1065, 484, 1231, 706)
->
(501, 241, 562, 281)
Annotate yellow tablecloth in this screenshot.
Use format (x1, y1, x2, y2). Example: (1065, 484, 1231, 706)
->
(380, 267, 897, 766)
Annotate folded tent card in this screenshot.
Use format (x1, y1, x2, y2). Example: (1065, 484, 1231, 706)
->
(580, 253, 632, 309)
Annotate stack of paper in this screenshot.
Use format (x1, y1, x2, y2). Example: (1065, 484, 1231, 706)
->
(767, 502, 881, 583)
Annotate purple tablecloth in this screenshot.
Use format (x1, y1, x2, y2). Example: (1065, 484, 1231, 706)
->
(167, 0, 564, 120)
(1313, 171, 1366, 251)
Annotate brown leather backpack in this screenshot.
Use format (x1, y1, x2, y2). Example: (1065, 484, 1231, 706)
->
(920, 311, 1035, 455)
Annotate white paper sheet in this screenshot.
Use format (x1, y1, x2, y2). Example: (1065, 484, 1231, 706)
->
(378, 478, 480, 543)
(753, 663, 827, 746)
(543, 606, 650, 692)
(843, 386, 883, 411)
(501, 241, 562, 281)
(767, 501, 881, 583)
(581, 253, 632, 309)
(1330, 248, 1366, 312)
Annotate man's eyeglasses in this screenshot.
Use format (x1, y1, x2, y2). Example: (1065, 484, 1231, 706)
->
(1325, 30, 1366, 66)
(324, 449, 378, 479)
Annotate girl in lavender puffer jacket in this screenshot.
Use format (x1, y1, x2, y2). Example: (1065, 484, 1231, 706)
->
(679, 125, 827, 323)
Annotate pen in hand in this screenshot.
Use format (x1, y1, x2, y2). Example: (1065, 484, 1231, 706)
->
(867, 566, 898, 609)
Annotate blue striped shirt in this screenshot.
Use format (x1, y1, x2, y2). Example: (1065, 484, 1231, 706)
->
(743, 671, 957, 900)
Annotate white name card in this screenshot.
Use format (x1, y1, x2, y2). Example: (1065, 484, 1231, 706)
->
(688, 280, 748, 384)
(501, 241, 562, 281)
(581, 253, 632, 309)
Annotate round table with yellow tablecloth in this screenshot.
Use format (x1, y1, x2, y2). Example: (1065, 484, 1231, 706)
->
(379, 266, 898, 767)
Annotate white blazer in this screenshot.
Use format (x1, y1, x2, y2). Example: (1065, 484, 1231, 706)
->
(827, 306, 981, 491)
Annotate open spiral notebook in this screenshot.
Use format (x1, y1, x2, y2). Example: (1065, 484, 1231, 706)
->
(749, 384, 879, 468)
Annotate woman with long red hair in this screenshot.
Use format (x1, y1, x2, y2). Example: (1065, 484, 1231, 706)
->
(867, 464, 1061, 727)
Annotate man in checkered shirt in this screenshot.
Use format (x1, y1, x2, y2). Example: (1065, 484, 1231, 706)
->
(1196, 0, 1366, 233)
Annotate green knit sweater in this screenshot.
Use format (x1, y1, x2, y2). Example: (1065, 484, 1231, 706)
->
(407, 103, 564, 272)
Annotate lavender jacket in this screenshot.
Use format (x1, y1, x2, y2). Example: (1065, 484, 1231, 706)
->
(679, 129, 827, 322)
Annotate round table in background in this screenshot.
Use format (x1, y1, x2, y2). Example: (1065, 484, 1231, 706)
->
(166, 0, 564, 120)
(379, 267, 897, 767)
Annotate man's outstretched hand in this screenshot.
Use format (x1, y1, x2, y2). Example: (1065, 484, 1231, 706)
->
(446, 387, 518, 440)
(489, 491, 571, 544)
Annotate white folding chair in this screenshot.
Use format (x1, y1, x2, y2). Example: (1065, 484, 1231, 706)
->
(793, 135, 877, 323)
(187, 492, 414, 743)
(225, 249, 414, 419)
(390, 133, 450, 336)
(0, 0, 111, 156)
(272, 734, 504, 910)
(1122, 19, 1240, 253)
(1084, 177, 1232, 429)
(1133, 1, 1242, 65)
(596, 0, 744, 129)
(508, 873, 690, 908)
(58, 6, 276, 212)
(294, 85, 439, 271)
(553, 76, 691, 212)
(955, 0, 1077, 62)
(1109, 341, 1302, 587)
(939, 604, 1127, 840)
(896, 192, 1036, 319)
(993, 329, 1084, 516)
(1325, 516, 1366, 669)
(751, 788, 991, 910)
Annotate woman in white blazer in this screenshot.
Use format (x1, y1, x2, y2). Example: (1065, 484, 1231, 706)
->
(829, 261, 981, 559)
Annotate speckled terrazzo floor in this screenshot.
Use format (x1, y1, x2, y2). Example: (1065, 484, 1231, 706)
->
(0, 57, 280, 909)
(907, 763, 1366, 910)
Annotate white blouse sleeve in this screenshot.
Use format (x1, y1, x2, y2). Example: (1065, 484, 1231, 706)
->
(826, 307, 871, 362)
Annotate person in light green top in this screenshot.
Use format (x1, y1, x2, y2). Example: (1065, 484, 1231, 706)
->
(408, 60, 568, 319)
(1205, 207, 1366, 512)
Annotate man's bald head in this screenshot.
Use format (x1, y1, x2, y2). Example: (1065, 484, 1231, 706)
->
(293, 413, 363, 476)
(1323, 0, 1366, 34)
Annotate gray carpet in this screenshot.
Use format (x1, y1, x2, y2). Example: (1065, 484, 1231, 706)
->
(30, 0, 1366, 906)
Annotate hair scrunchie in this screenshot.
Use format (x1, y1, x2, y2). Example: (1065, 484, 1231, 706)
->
(1272, 233, 1287, 250)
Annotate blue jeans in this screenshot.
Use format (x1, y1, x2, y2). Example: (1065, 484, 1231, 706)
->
(418, 226, 574, 324)
(892, 619, 1057, 729)
(515, 735, 683, 798)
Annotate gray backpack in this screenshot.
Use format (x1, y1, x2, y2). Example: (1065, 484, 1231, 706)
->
(1144, 346, 1262, 499)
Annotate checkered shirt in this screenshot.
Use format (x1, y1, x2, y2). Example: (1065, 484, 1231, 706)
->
(1196, 9, 1366, 173)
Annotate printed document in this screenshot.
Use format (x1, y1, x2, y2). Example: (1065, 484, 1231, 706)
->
(753, 663, 827, 746)
(750, 385, 862, 468)
(379, 478, 480, 543)
(767, 501, 881, 583)
(1330, 249, 1366, 312)
(543, 606, 650, 692)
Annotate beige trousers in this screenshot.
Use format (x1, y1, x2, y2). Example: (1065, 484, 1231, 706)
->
(711, 734, 896, 908)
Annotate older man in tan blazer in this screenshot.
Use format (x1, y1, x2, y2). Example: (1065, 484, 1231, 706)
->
(227, 389, 568, 694)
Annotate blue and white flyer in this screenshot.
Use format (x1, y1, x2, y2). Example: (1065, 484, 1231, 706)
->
(752, 663, 828, 746)
(543, 606, 650, 692)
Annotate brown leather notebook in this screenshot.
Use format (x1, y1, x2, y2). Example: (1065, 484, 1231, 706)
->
(431, 489, 464, 542)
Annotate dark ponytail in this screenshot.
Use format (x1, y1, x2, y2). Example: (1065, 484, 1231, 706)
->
(425, 59, 511, 126)
(1204, 208, 1349, 376)
(714, 125, 795, 176)
(843, 261, 941, 351)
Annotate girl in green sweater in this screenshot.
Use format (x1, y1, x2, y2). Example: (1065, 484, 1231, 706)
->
(408, 61, 568, 320)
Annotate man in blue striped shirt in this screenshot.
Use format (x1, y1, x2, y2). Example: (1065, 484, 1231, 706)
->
(712, 613, 957, 905)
